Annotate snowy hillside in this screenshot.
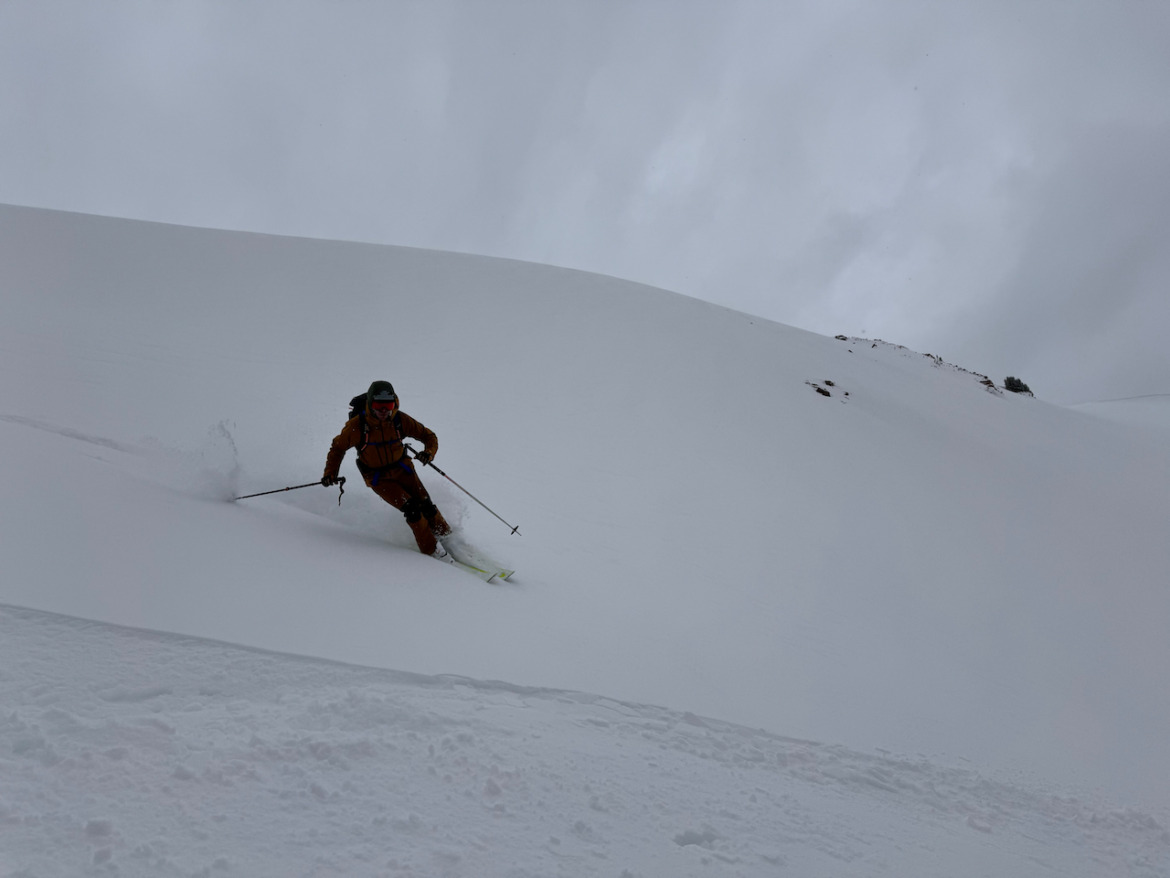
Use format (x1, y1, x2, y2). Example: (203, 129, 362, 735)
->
(1075, 394, 1170, 440)
(5, 604, 1169, 877)
(2, 203, 1169, 875)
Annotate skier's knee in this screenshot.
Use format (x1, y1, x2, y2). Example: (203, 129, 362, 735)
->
(419, 498, 439, 521)
(402, 497, 424, 523)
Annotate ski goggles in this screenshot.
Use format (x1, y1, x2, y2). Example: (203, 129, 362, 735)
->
(370, 399, 399, 415)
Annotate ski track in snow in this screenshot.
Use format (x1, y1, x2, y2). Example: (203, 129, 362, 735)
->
(0, 413, 141, 455)
(3, 605, 1168, 878)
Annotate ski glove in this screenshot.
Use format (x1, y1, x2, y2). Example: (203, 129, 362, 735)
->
(321, 474, 338, 487)
(414, 451, 433, 466)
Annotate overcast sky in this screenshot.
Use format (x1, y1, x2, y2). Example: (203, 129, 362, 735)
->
(3, 0, 1168, 404)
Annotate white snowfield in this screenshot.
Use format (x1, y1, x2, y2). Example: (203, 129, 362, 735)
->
(3, 605, 1167, 878)
(1, 203, 1168, 876)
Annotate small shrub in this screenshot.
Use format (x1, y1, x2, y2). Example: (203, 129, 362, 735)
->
(1004, 376, 1032, 395)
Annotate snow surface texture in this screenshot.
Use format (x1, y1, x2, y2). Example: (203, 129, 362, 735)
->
(2, 203, 1169, 875)
(4, 605, 1168, 877)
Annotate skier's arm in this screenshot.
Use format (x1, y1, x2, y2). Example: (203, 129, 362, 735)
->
(399, 413, 438, 463)
(322, 419, 359, 483)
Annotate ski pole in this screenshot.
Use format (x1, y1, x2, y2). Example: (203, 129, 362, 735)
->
(409, 450, 521, 535)
(235, 477, 346, 505)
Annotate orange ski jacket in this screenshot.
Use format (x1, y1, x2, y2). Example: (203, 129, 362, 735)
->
(323, 411, 438, 483)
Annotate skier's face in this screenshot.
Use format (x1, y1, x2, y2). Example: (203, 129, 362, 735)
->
(370, 400, 398, 421)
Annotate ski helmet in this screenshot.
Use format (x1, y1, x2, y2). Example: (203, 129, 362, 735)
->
(368, 380, 397, 404)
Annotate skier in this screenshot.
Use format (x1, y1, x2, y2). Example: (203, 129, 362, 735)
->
(321, 380, 453, 557)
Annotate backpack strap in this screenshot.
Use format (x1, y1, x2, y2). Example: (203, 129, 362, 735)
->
(357, 410, 402, 456)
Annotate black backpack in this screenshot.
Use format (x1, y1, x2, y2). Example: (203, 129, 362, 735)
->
(348, 392, 368, 421)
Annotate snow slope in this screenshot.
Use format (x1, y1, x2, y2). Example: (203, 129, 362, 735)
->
(1075, 394, 1170, 440)
(2, 204, 1169, 874)
(4, 604, 1168, 877)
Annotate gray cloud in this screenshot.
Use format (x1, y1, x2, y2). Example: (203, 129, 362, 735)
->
(3, 1, 1169, 403)
(945, 125, 1170, 402)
